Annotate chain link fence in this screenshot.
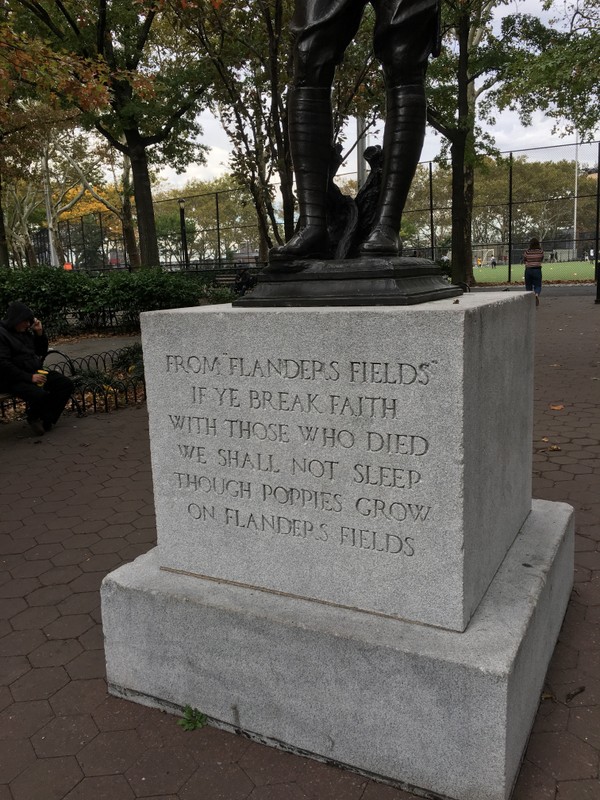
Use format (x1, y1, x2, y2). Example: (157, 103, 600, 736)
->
(402, 140, 600, 284)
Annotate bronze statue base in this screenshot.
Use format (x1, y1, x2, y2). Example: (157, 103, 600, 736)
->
(233, 257, 462, 307)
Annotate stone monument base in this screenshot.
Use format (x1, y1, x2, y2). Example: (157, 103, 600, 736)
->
(102, 499, 573, 800)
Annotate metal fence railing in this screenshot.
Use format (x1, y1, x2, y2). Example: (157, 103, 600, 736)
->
(20, 140, 600, 288)
(0, 347, 146, 419)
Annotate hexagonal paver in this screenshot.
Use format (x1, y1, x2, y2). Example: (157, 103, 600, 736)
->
(68, 572, 106, 593)
(90, 538, 128, 555)
(59, 642, 103, 677)
(0, 737, 36, 783)
(180, 762, 254, 800)
(0, 700, 54, 740)
(0, 577, 40, 598)
(92, 696, 155, 732)
(44, 614, 94, 640)
(24, 543, 64, 561)
(51, 549, 93, 567)
(0, 597, 27, 620)
(64, 775, 135, 800)
(526, 731, 599, 781)
(50, 678, 108, 716)
(77, 729, 147, 776)
(31, 714, 99, 757)
(0, 655, 30, 685)
(57, 592, 100, 616)
(0, 535, 36, 555)
(247, 786, 312, 800)
(510, 759, 558, 800)
(10, 605, 60, 630)
(29, 639, 84, 668)
(569, 706, 600, 750)
(125, 748, 198, 796)
(78, 624, 104, 651)
(239, 740, 314, 786)
(352, 782, 413, 800)
(79, 553, 121, 573)
(0, 685, 11, 714)
(10, 560, 53, 579)
(10, 754, 83, 800)
(0, 782, 12, 800)
(39, 566, 83, 586)
(290, 755, 369, 800)
(10, 666, 69, 701)
(0, 629, 46, 656)
(556, 779, 600, 799)
(26, 585, 72, 607)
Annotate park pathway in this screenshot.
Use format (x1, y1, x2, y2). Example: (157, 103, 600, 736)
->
(0, 292, 598, 799)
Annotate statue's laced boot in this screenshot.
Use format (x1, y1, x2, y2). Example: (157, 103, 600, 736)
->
(269, 224, 329, 262)
(359, 82, 426, 260)
(360, 224, 400, 256)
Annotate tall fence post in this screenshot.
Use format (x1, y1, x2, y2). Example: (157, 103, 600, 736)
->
(215, 191, 222, 268)
(178, 198, 190, 269)
(595, 141, 600, 304)
(507, 153, 514, 283)
(98, 212, 107, 268)
(120, 217, 131, 272)
(429, 161, 435, 260)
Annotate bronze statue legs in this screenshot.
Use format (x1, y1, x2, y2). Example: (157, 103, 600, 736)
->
(360, 83, 426, 256)
(270, 87, 333, 260)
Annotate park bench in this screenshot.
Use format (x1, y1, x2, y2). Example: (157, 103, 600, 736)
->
(1, 344, 146, 421)
(0, 348, 81, 416)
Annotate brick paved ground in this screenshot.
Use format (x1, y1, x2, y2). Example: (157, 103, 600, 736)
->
(0, 292, 598, 800)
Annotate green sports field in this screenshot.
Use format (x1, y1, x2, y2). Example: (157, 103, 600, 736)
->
(473, 260, 597, 284)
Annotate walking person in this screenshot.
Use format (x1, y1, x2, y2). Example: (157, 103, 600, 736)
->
(523, 238, 544, 307)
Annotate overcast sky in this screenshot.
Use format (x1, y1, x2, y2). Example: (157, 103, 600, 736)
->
(158, 0, 597, 190)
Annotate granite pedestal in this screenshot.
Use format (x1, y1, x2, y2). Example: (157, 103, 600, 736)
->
(102, 294, 573, 800)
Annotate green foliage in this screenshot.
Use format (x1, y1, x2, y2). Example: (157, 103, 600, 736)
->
(498, 4, 600, 138)
(177, 706, 208, 732)
(0, 267, 213, 332)
(112, 343, 144, 380)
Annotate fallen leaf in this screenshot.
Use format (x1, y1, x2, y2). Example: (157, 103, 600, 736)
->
(548, 445, 561, 452)
(549, 363, 562, 367)
(550, 404, 564, 410)
(541, 437, 549, 442)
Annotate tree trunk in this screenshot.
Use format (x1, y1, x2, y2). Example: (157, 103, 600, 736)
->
(25, 239, 38, 268)
(450, 133, 467, 284)
(0, 175, 10, 269)
(125, 133, 160, 267)
(120, 153, 140, 269)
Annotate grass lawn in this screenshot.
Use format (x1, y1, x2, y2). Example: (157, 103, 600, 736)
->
(473, 260, 596, 284)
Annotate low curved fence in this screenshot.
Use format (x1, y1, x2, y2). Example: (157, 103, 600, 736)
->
(0, 345, 146, 419)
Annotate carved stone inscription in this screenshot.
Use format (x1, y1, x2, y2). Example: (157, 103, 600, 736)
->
(162, 352, 437, 562)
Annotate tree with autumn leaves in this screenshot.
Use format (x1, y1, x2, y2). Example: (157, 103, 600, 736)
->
(1, 0, 598, 278)
(2, 0, 212, 267)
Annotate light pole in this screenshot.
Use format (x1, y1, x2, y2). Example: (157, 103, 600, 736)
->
(573, 131, 579, 260)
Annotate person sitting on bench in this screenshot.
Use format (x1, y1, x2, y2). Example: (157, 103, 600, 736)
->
(0, 301, 74, 435)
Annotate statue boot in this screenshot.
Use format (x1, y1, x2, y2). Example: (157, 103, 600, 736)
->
(360, 85, 426, 257)
(270, 87, 332, 261)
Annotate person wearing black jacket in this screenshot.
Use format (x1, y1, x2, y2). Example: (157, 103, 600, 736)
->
(0, 301, 73, 435)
